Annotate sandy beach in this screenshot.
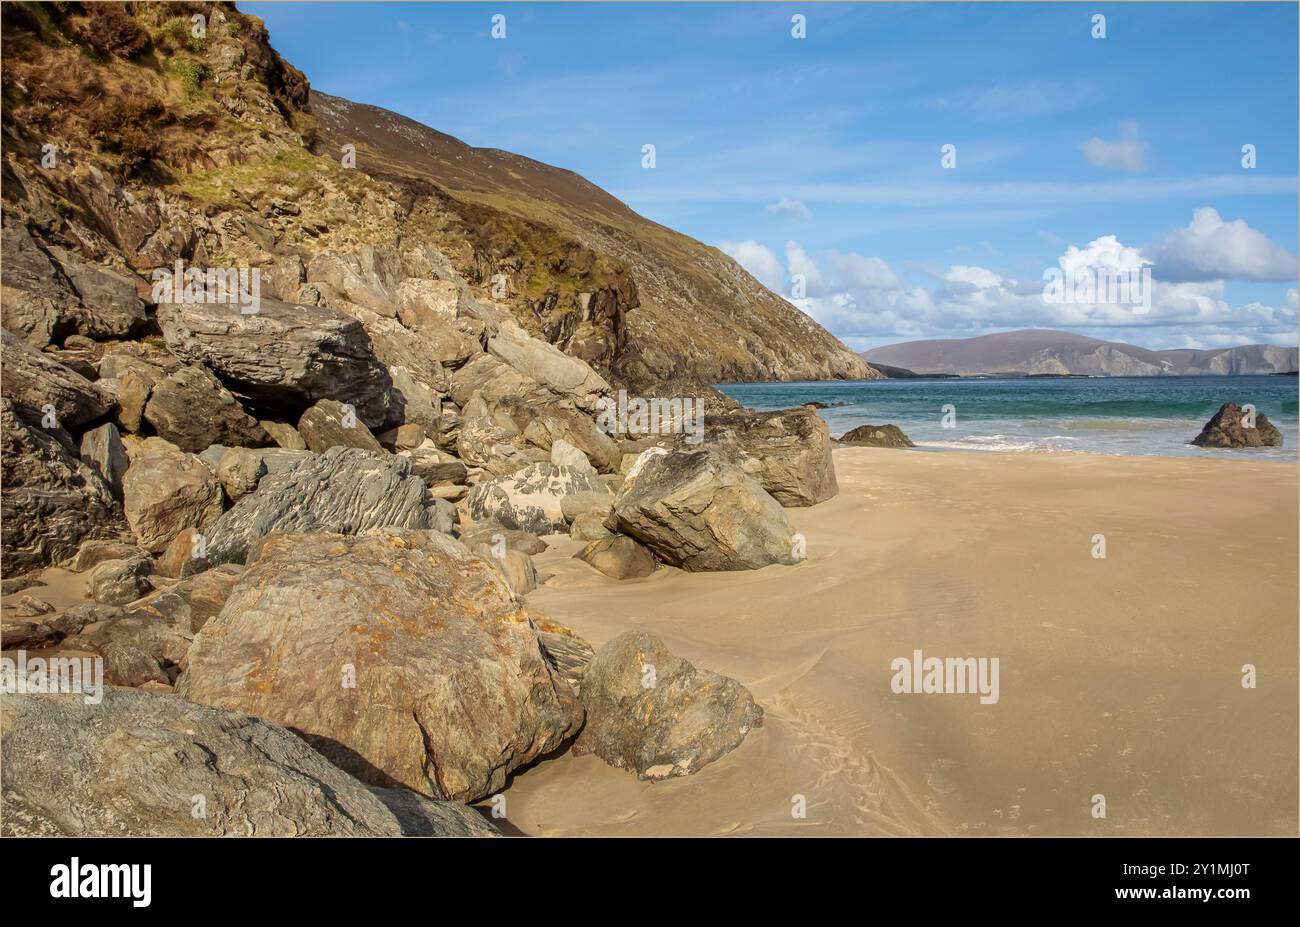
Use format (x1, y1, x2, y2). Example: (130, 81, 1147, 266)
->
(500, 447, 1299, 836)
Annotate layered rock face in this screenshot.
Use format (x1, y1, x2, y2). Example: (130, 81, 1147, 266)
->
(1, 689, 497, 837)
(177, 530, 583, 803)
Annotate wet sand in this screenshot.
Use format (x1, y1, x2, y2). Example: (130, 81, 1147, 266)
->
(503, 448, 1299, 836)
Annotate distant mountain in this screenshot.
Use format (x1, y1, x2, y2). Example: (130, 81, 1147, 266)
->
(862, 330, 1299, 377)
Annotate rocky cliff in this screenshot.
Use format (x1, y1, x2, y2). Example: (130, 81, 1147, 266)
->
(1, 1, 874, 391)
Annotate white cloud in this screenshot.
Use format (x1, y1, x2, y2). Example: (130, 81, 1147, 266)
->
(1148, 207, 1298, 282)
(765, 198, 811, 219)
(718, 240, 784, 291)
(944, 265, 1004, 289)
(736, 232, 1297, 352)
(1079, 121, 1148, 171)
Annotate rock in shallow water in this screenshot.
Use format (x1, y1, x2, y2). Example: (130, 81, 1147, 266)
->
(1191, 402, 1283, 449)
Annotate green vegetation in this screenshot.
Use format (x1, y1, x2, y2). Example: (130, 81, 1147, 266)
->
(168, 57, 210, 98)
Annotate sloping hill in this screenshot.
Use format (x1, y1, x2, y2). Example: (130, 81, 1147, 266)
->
(863, 330, 1298, 376)
(308, 91, 879, 388)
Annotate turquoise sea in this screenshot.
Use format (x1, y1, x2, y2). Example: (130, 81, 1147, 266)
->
(718, 375, 1299, 459)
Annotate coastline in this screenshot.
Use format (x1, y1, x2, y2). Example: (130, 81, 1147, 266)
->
(497, 447, 1299, 836)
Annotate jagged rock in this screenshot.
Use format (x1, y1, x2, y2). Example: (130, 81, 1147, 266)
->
(469, 543, 539, 596)
(404, 455, 468, 487)
(198, 444, 230, 471)
(1, 399, 122, 571)
(215, 446, 266, 500)
(515, 401, 621, 473)
(114, 367, 155, 433)
(196, 447, 442, 568)
(704, 407, 839, 506)
(121, 434, 183, 461)
(575, 536, 657, 580)
(839, 423, 915, 449)
(0, 689, 498, 836)
(378, 423, 425, 450)
(144, 364, 269, 452)
(122, 451, 224, 554)
(127, 564, 243, 635)
(156, 529, 199, 579)
(87, 556, 153, 606)
(468, 463, 608, 535)
(606, 448, 799, 571)
(0, 217, 73, 347)
(46, 245, 148, 339)
(449, 353, 546, 409)
(1, 329, 113, 429)
(259, 419, 307, 450)
(297, 399, 383, 453)
(387, 365, 442, 436)
(78, 422, 129, 496)
(177, 529, 583, 803)
(395, 277, 462, 329)
(550, 437, 593, 471)
(487, 319, 609, 411)
(157, 298, 392, 427)
(574, 631, 763, 780)
(1191, 402, 1284, 448)
(66, 538, 145, 573)
(99, 642, 170, 687)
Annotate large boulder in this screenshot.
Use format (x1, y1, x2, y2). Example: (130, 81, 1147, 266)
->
(86, 556, 153, 606)
(1191, 402, 1284, 448)
(122, 450, 224, 553)
(0, 689, 497, 836)
(78, 422, 130, 497)
(704, 407, 838, 506)
(574, 631, 763, 780)
(297, 398, 383, 453)
(143, 365, 270, 452)
(606, 448, 799, 571)
(157, 298, 392, 427)
(46, 245, 148, 340)
(0, 217, 73, 347)
(467, 463, 608, 535)
(839, 423, 915, 449)
(1, 329, 113, 429)
(196, 447, 441, 568)
(177, 529, 583, 804)
(1, 399, 122, 571)
(487, 319, 609, 411)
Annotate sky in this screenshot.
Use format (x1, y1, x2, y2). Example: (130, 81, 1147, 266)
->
(246, 1, 1299, 352)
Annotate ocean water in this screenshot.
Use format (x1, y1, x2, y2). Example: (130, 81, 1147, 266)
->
(718, 375, 1300, 459)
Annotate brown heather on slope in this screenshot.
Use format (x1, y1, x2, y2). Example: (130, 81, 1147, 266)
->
(0, 1, 875, 393)
(308, 91, 881, 388)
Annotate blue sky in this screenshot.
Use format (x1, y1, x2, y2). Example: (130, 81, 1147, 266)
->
(247, 2, 1299, 351)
